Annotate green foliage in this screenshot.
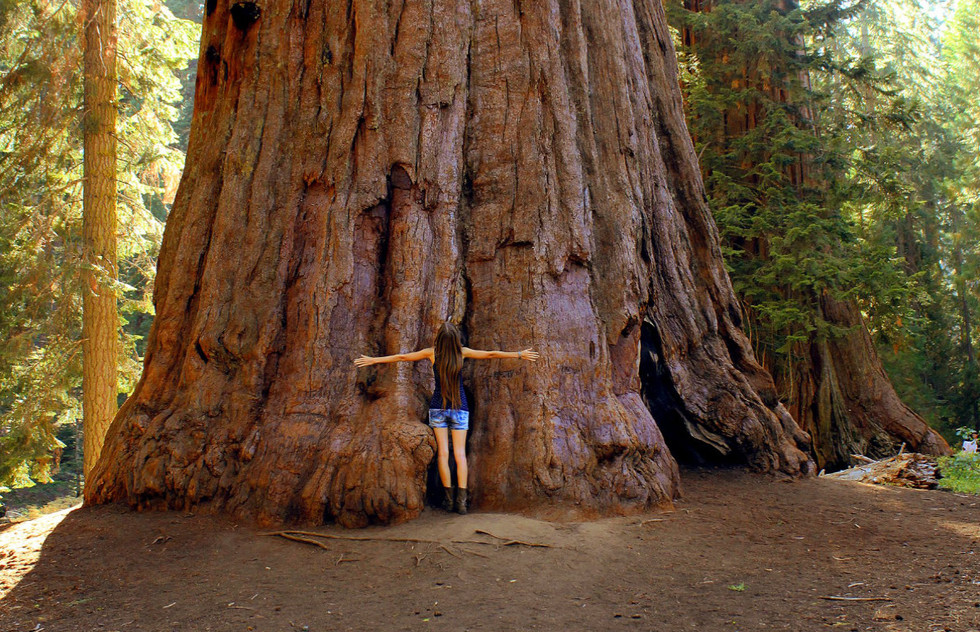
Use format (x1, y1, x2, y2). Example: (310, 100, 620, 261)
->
(810, 0, 980, 437)
(670, 0, 980, 441)
(669, 0, 903, 373)
(0, 0, 198, 487)
(937, 452, 980, 494)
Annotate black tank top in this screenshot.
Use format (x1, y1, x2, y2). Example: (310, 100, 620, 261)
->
(430, 363, 468, 411)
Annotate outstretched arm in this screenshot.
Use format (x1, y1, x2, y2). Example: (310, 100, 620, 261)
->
(462, 347, 539, 361)
(354, 347, 434, 367)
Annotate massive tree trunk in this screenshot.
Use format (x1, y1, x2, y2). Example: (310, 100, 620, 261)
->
(675, 0, 951, 470)
(794, 295, 952, 466)
(86, 0, 812, 527)
(80, 0, 119, 477)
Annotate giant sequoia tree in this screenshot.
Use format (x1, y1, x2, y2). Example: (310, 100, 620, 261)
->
(87, 0, 814, 527)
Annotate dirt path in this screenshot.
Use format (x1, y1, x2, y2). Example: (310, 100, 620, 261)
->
(1, 469, 978, 632)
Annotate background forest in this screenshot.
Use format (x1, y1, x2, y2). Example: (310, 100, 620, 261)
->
(0, 0, 200, 492)
(669, 0, 979, 446)
(0, 0, 976, 496)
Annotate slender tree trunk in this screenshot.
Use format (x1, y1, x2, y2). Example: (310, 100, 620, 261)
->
(86, 0, 812, 527)
(949, 205, 980, 432)
(80, 0, 118, 478)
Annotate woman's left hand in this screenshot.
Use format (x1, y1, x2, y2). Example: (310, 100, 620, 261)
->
(354, 355, 376, 367)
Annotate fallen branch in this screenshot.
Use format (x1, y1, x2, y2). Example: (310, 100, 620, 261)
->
(440, 545, 461, 558)
(819, 596, 892, 602)
(473, 529, 553, 548)
(441, 539, 496, 548)
(268, 532, 333, 551)
(260, 528, 555, 551)
(260, 530, 440, 544)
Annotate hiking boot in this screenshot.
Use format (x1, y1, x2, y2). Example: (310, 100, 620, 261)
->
(455, 488, 468, 515)
(442, 486, 454, 511)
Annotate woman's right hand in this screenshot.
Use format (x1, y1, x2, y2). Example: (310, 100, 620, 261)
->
(520, 348, 540, 362)
(354, 355, 375, 367)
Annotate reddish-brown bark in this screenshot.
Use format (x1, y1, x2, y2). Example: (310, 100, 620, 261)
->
(86, 0, 812, 527)
(787, 295, 951, 468)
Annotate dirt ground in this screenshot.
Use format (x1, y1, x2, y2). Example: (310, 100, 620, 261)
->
(1, 469, 978, 632)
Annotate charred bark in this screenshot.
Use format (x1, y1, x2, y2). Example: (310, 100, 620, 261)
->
(86, 0, 811, 527)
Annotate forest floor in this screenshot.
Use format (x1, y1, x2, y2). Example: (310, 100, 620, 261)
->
(0, 469, 978, 632)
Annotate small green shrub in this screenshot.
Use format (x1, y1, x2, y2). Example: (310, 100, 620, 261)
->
(937, 453, 980, 495)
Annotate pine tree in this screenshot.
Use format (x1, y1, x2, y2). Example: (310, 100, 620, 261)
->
(0, 0, 197, 486)
(80, 0, 120, 479)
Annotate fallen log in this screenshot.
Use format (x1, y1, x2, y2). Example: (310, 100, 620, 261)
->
(822, 452, 939, 490)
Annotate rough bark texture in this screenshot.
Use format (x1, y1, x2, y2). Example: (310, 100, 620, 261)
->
(677, 0, 951, 470)
(789, 295, 951, 468)
(81, 0, 119, 477)
(86, 0, 812, 527)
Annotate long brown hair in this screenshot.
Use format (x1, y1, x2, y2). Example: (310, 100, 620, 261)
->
(434, 322, 463, 409)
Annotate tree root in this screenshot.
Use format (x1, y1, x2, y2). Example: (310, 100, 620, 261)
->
(259, 530, 438, 544)
(819, 596, 892, 602)
(265, 532, 333, 550)
(473, 529, 553, 547)
(260, 529, 555, 550)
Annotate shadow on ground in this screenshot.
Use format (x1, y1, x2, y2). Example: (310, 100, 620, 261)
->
(1, 469, 978, 632)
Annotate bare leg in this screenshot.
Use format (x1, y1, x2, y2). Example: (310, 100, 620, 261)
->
(451, 429, 468, 489)
(433, 427, 451, 488)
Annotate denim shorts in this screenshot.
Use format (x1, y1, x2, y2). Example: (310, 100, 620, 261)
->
(428, 409, 470, 431)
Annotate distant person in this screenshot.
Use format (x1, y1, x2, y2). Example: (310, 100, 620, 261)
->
(963, 431, 978, 454)
(354, 322, 539, 514)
